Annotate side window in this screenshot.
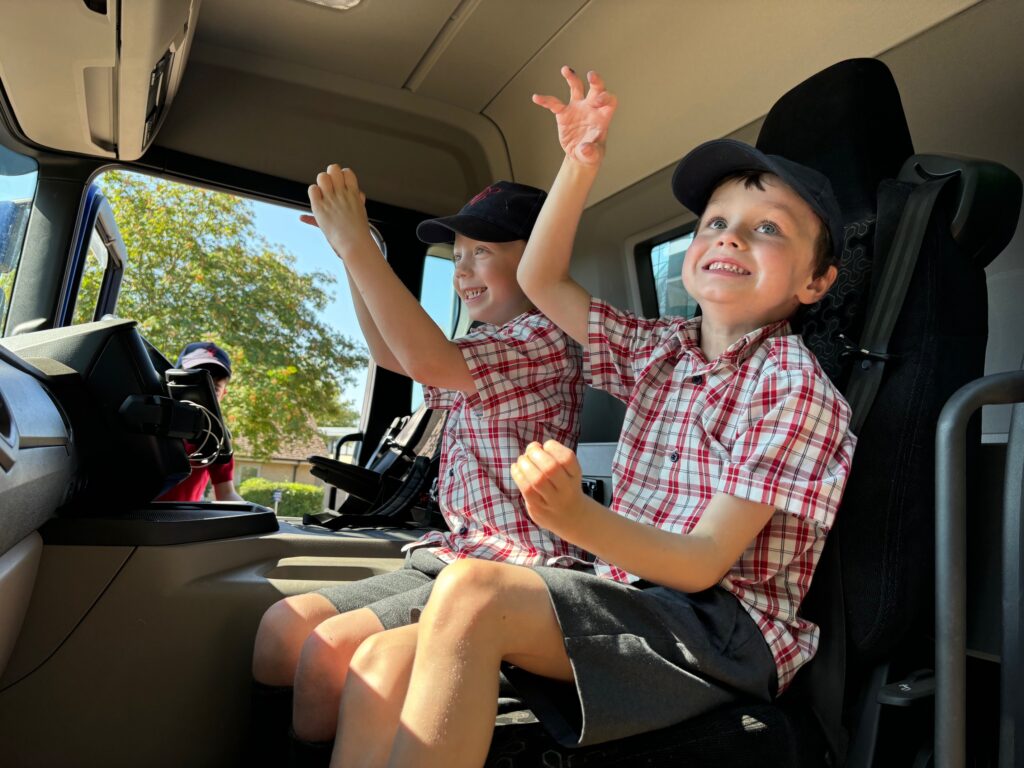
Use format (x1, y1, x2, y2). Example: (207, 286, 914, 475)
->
(411, 246, 459, 410)
(87, 168, 370, 463)
(635, 228, 698, 319)
(71, 211, 121, 324)
(71, 228, 107, 324)
(0, 145, 38, 334)
(651, 232, 697, 317)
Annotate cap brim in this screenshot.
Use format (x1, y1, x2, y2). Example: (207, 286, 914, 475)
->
(416, 214, 520, 244)
(180, 355, 231, 377)
(671, 139, 782, 215)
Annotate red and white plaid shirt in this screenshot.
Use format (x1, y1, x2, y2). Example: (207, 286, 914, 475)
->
(408, 310, 590, 567)
(586, 299, 855, 692)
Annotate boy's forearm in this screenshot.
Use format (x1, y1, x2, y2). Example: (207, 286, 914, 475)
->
(564, 496, 734, 593)
(338, 234, 472, 392)
(517, 158, 599, 346)
(342, 266, 408, 376)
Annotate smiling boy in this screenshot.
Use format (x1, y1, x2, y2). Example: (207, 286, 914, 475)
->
(248, 174, 588, 764)
(326, 69, 856, 768)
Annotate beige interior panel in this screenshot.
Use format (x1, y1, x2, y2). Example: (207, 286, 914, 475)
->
(157, 52, 510, 214)
(193, 0, 462, 89)
(0, 526, 407, 768)
(0, 544, 134, 688)
(0, 532, 41, 680)
(485, 0, 980, 205)
(411, 0, 588, 111)
(0, 0, 117, 157)
(116, 0, 202, 160)
(0, 0, 200, 160)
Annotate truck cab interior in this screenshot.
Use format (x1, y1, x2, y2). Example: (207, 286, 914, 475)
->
(0, 1, 1022, 766)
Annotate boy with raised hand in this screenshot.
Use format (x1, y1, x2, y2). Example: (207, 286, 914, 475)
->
(248, 171, 588, 763)
(328, 68, 856, 768)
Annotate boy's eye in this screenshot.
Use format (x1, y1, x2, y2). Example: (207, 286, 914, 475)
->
(756, 221, 781, 235)
(706, 217, 727, 230)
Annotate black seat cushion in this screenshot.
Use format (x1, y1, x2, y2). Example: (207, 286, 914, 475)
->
(486, 700, 823, 768)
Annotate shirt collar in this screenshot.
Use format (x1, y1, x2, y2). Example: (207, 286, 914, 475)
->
(678, 315, 792, 373)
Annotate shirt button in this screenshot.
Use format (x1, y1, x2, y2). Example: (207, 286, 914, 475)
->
(669, 452, 680, 463)
(458, 526, 469, 535)
(447, 468, 454, 478)
(691, 375, 704, 385)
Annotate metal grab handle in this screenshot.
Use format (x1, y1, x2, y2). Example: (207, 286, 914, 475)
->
(934, 371, 1024, 768)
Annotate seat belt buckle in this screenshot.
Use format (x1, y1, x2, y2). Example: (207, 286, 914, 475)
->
(837, 333, 897, 364)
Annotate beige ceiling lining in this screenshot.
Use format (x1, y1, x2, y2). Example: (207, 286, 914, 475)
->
(193, 0, 462, 90)
(403, 0, 485, 93)
(410, 0, 591, 114)
(485, 0, 982, 206)
(157, 56, 507, 214)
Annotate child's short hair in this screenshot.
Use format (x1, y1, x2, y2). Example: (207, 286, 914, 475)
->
(710, 169, 835, 278)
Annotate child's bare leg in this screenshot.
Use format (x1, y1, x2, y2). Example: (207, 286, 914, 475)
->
(389, 559, 572, 768)
(331, 623, 419, 768)
(292, 607, 387, 741)
(252, 593, 340, 685)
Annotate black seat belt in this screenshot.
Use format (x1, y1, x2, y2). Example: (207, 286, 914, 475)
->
(844, 174, 959, 431)
(812, 172, 959, 767)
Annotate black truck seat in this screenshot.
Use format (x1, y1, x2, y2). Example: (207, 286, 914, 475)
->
(486, 58, 1021, 767)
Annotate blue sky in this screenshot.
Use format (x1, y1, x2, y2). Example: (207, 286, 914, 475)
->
(250, 199, 368, 411)
(251, 199, 457, 424)
(0, 171, 35, 201)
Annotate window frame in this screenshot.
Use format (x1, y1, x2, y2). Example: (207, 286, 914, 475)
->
(58, 185, 126, 326)
(633, 221, 697, 318)
(0, 144, 39, 334)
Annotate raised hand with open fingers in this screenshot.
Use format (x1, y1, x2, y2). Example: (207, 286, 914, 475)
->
(532, 66, 617, 166)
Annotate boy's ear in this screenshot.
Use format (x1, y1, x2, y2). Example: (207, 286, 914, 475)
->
(800, 264, 838, 305)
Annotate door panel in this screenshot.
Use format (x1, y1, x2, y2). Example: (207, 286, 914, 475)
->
(0, 526, 410, 767)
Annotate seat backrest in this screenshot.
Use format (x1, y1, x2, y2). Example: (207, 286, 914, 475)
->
(755, 58, 1015, 673)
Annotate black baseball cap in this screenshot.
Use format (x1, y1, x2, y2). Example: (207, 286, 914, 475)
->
(416, 181, 547, 245)
(177, 341, 232, 378)
(671, 139, 843, 262)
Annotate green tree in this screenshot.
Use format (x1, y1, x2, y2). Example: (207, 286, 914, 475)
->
(88, 171, 366, 458)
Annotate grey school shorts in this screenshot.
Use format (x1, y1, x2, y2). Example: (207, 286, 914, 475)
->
(315, 548, 445, 630)
(502, 566, 779, 748)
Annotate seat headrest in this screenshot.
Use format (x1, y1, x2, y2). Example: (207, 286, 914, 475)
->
(899, 154, 1023, 268)
(757, 58, 914, 219)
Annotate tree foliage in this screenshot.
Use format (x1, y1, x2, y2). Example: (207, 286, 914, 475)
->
(87, 171, 366, 458)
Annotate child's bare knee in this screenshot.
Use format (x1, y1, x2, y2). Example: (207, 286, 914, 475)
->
(252, 594, 335, 683)
(348, 631, 396, 683)
(295, 616, 369, 685)
(425, 559, 507, 629)
(252, 600, 299, 679)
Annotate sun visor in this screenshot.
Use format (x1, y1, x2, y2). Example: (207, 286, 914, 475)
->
(0, 0, 200, 161)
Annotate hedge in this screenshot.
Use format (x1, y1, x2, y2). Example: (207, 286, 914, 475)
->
(239, 477, 323, 518)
